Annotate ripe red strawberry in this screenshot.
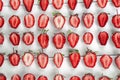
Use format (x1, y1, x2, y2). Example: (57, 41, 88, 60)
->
(68, 0, 77, 10)
(52, 0, 64, 9)
(112, 0, 120, 7)
(23, 0, 34, 12)
(115, 55, 120, 69)
(100, 54, 112, 69)
(83, 50, 97, 68)
(11, 74, 21, 80)
(67, 32, 79, 48)
(22, 52, 34, 67)
(0, 0, 3, 11)
(53, 52, 64, 68)
(117, 76, 120, 80)
(99, 76, 110, 80)
(0, 73, 6, 80)
(24, 14, 35, 28)
(37, 53, 48, 69)
(98, 12, 108, 27)
(38, 14, 49, 29)
(53, 14, 66, 29)
(38, 75, 48, 80)
(112, 32, 120, 48)
(70, 76, 80, 80)
(0, 33, 4, 45)
(53, 33, 66, 49)
(22, 32, 34, 45)
(83, 0, 93, 9)
(98, 31, 109, 45)
(9, 15, 21, 29)
(10, 0, 20, 10)
(97, 0, 108, 8)
(23, 73, 35, 80)
(83, 13, 94, 28)
(9, 51, 20, 66)
(83, 32, 93, 45)
(112, 14, 120, 28)
(54, 74, 64, 80)
(39, 0, 49, 11)
(0, 54, 4, 67)
(82, 74, 95, 80)
(69, 14, 80, 28)
(0, 16, 4, 28)
(9, 32, 20, 46)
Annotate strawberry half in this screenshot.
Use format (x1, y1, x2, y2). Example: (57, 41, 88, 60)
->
(37, 53, 48, 69)
(83, 0, 93, 9)
(52, 0, 64, 9)
(39, 0, 49, 11)
(22, 32, 34, 45)
(38, 14, 49, 29)
(0, 54, 4, 67)
(38, 75, 48, 80)
(83, 32, 93, 45)
(53, 33, 66, 49)
(68, 0, 77, 10)
(0, 16, 4, 28)
(83, 13, 94, 28)
(100, 54, 112, 69)
(112, 32, 120, 48)
(67, 32, 79, 48)
(70, 76, 80, 80)
(0, 33, 4, 45)
(23, 73, 35, 80)
(83, 50, 97, 68)
(112, 0, 120, 7)
(99, 76, 110, 80)
(98, 12, 108, 27)
(117, 76, 120, 80)
(0, 73, 6, 80)
(24, 14, 35, 28)
(9, 32, 20, 46)
(115, 55, 120, 69)
(97, 0, 108, 8)
(53, 52, 64, 68)
(0, 0, 3, 11)
(53, 14, 66, 29)
(112, 14, 120, 28)
(54, 74, 64, 80)
(82, 74, 95, 80)
(23, 0, 34, 12)
(11, 74, 21, 80)
(9, 15, 21, 29)
(10, 0, 20, 10)
(69, 14, 80, 28)
(22, 52, 34, 67)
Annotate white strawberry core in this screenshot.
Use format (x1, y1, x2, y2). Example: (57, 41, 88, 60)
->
(39, 14, 48, 28)
(53, 0, 63, 9)
(55, 74, 63, 80)
(84, 14, 93, 28)
(54, 53, 63, 67)
(23, 33, 33, 45)
(25, 14, 34, 27)
(70, 16, 79, 27)
(11, 0, 19, 9)
(11, 33, 19, 44)
(98, 0, 107, 7)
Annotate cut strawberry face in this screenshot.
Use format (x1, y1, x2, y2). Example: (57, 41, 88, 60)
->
(98, 12, 108, 27)
(99, 76, 110, 80)
(83, 32, 93, 45)
(112, 14, 120, 28)
(0, 54, 4, 67)
(83, 0, 93, 9)
(0, 0, 3, 11)
(11, 74, 21, 80)
(82, 74, 95, 80)
(69, 14, 80, 28)
(39, 0, 49, 11)
(100, 54, 112, 69)
(52, 0, 64, 9)
(38, 75, 48, 80)
(97, 0, 108, 8)
(38, 14, 49, 29)
(23, 0, 34, 12)
(68, 0, 77, 10)
(112, 32, 120, 48)
(10, 0, 20, 10)
(23, 73, 35, 80)
(53, 14, 66, 29)
(24, 14, 35, 28)
(0, 16, 4, 28)
(9, 15, 21, 29)
(83, 13, 94, 28)
(0, 33, 4, 45)
(53, 52, 64, 68)
(112, 0, 120, 7)
(70, 76, 80, 80)
(115, 55, 120, 69)
(0, 73, 6, 80)
(54, 74, 64, 80)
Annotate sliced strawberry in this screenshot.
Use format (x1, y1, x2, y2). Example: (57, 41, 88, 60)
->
(0, 54, 4, 67)
(37, 53, 48, 69)
(24, 14, 35, 28)
(100, 54, 112, 69)
(82, 74, 95, 80)
(83, 13, 94, 28)
(0, 73, 6, 80)
(22, 52, 34, 67)
(52, 0, 64, 9)
(112, 0, 120, 7)
(97, 0, 108, 8)
(98, 12, 108, 27)
(11, 74, 21, 80)
(112, 32, 120, 48)
(0, 33, 4, 45)
(22, 32, 34, 45)
(115, 55, 120, 69)
(39, 0, 49, 11)
(83, 50, 97, 68)
(53, 33, 66, 49)
(69, 14, 80, 28)
(0, 0, 3, 11)
(53, 14, 66, 29)
(53, 52, 64, 68)
(83, 32, 93, 45)
(38, 75, 48, 80)
(23, 0, 34, 12)
(117, 76, 120, 80)
(54, 74, 64, 80)
(0, 16, 4, 28)
(67, 32, 79, 48)
(9, 15, 21, 29)
(23, 73, 35, 80)
(70, 76, 80, 80)
(68, 0, 77, 10)
(10, 0, 20, 10)
(9, 32, 20, 46)
(99, 76, 110, 80)
(83, 0, 93, 9)
(112, 14, 120, 28)
(38, 14, 49, 29)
